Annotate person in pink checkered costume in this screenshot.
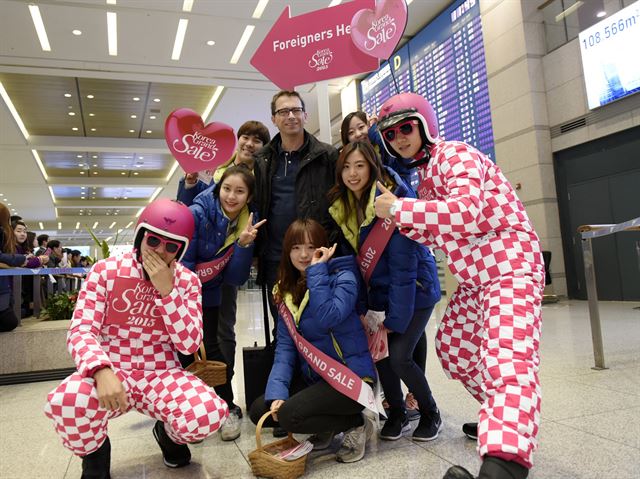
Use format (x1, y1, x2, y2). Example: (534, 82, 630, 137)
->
(44, 198, 229, 478)
(373, 93, 544, 479)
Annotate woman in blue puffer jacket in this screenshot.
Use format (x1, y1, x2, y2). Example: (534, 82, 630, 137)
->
(180, 165, 265, 431)
(249, 219, 376, 464)
(327, 141, 441, 443)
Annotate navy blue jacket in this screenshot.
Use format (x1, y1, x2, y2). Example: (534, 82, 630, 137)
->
(181, 185, 254, 307)
(265, 256, 376, 402)
(329, 167, 440, 334)
(176, 177, 209, 206)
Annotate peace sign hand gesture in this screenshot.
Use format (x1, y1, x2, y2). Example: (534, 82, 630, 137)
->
(238, 213, 267, 247)
(374, 181, 399, 219)
(310, 243, 337, 266)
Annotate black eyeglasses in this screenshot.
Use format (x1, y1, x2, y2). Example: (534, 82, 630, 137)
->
(382, 120, 418, 142)
(274, 107, 305, 117)
(145, 232, 181, 254)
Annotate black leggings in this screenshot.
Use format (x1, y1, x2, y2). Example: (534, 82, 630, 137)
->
(249, 376, 365, 435)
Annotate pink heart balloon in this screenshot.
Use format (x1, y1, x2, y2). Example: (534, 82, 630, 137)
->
(165, 108, 237, 174)
(350, 0, 408, 60)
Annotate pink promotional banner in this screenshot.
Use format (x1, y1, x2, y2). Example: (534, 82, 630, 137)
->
(351, 0, 408, 60)
(250, 0, 379, 90)
(277, 302, 378, 414)
(194, 247, 234, 283)
(105, 277, 167, 334)
(165, 108, 237, 174)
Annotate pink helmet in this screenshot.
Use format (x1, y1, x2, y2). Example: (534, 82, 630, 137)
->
(377, 93, 439, 156)
(133, 198, 194, 261)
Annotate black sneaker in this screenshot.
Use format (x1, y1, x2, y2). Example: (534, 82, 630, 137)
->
(412, 408, 443, 442)
(443, 465, 474, 479)
(462, 422, 478, 440)
(442, 457, 529, 479)
(272, 426, 288, 438)
(152, 421, 191, 468)
(81, 437, 111, 479)
(380, 409, 410, 440)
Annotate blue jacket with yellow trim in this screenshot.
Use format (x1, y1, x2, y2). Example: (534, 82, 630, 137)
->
(329, 167, 440, 334)
(265, 256, 376, 403)
(181, 184, 254, 307)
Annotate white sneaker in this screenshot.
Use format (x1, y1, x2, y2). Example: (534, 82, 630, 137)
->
(336, 414, 374, 463)
(220, 409, 241, 441)
(308, 431, 335, 451)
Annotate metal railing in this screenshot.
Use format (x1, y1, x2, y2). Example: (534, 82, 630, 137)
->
(578, 216, 640, 370)
(0, 267, 89, 322)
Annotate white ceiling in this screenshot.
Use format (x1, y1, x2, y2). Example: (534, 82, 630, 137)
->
(0, 0, 450, 247)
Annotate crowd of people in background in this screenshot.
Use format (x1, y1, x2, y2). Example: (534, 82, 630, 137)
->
(1, 88, 541, 479)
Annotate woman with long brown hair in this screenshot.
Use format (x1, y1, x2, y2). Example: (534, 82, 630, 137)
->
(249, 219, 376, 464)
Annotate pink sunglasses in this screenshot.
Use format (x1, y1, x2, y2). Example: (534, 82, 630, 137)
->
(145, 232, 182, 254)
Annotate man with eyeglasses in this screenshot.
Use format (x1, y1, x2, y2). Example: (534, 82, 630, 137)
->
(253, 89, 339, 339)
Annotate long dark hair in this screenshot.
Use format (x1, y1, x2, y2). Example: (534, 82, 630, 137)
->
(213, 164, 255, 201)
(327, 141, 388, 224)
(0, 203, 16, 253)
(340, 111, 368, 146)
(276, 219, 328, 306)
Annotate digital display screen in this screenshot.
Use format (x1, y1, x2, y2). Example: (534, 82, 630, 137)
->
(579, 2, 640, 109)
(360, 0, 495, 161)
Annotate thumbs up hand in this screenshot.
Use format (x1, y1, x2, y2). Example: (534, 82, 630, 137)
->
(374, 181, 398, 219)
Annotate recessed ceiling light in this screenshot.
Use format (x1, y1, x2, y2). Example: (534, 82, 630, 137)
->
(135, 164, 142, 167)
(596, 10, 606, 17)
(90, 128, 96, 131)
(130, 114, 137, 118)
(7, 203, 11, 206)
(72, 29, 82, 36)
(129, 129, 135, 133)
(64, 93, 72, 97)
(206, 40, 216, 46)
(81, 187, 85, 190)
(72, 127, 78, 131)
(80, 171, 85, 175)
(146, 130, 152, 134)
(132, 97, 140, 101)
(153, 98, 160, 102)
(92, 155, 97, 159)
(86, 95, 94, 100)
(78, 163, 84, 167)
(92, 164, 97, 167)
(133, 172, 139, 175)
(93, 172, 98, 175)
(68, 112, 75, 116)
(29, 5, 51, 52)
(123, 196, 128, 200)
(149, 115, 156, 120)
(107, 11, 117, 56)
(121, 172, 126, 175)
(89, 113, 95, 117)
(139, 156, 144, 159)
(76, 154, 83, 158)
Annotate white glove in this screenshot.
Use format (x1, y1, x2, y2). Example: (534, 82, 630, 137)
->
(363, 310, 385, 333)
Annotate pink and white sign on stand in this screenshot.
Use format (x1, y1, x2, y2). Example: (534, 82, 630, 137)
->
(250, 0, 380, 90)
(351, 0, 408, 60)
(165, 108, 237, 175)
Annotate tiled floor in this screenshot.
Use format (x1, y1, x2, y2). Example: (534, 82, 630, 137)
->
(0, 294, 638, 478)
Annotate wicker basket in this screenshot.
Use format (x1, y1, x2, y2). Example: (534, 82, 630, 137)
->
(248, 411, 307, 479)
(185, 344, 227, 387)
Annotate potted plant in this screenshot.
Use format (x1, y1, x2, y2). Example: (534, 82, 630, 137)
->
(44, 291, 78, 321)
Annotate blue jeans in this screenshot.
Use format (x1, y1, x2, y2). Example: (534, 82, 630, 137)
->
(376, 307, 437, 413)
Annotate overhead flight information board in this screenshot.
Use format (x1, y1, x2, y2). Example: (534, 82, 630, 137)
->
(360, 0, 495, 160)
(360, 44, 411, 119)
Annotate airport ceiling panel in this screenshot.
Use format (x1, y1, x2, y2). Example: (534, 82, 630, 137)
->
(58, 207, 141, 217)
(51, 186, 155, 199)
(40, 151, 173, 176)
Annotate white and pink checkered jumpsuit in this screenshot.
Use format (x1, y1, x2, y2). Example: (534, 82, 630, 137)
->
(44, 252, 228, 456)
(393, 140, 544, 469)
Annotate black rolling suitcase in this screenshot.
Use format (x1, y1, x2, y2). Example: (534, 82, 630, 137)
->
(243, 281, 274, 412)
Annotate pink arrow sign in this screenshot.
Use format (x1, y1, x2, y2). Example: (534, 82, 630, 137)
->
(250, 0, 380, 90)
